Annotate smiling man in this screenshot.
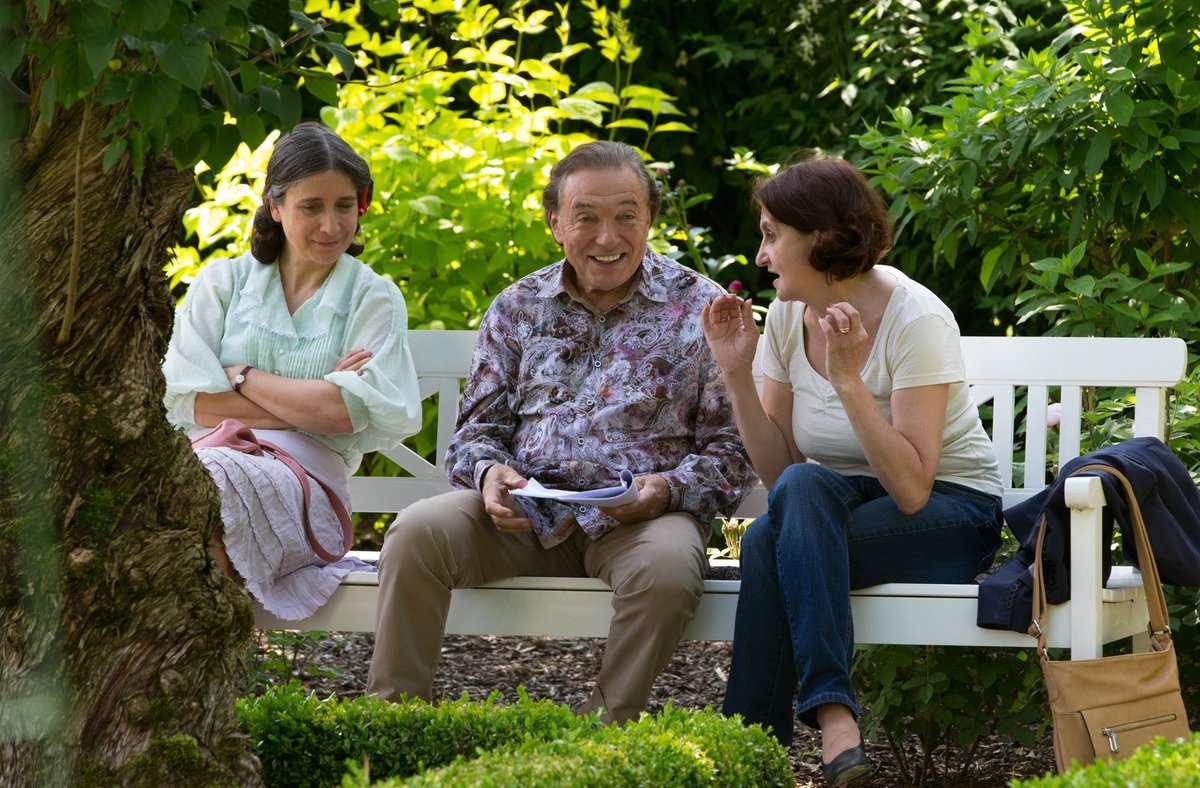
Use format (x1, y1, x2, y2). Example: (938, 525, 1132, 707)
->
(367, 140, 756, 723)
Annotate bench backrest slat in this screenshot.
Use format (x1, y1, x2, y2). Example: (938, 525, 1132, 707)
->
(351, 332, 1187, 517)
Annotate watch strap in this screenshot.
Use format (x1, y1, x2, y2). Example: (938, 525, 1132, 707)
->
(233, 365, 253, 393)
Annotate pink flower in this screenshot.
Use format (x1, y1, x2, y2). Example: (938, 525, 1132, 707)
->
(1046, 402, 1062, 429)
(729, 280, 743, 293)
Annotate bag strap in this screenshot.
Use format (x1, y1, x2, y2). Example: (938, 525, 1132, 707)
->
(1030, 463, 1171, 655)
(258, 439, 354, 563)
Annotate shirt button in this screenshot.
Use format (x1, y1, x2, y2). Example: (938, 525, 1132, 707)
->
(586, 399, 595, 407)
(593, 360, 601, 368)
(577, 505, 588, 513)
(598, 316, 606, 323)
(577, 478, 586, 485)
(577, 438, 585, 446)
(278, 348, 286, 355)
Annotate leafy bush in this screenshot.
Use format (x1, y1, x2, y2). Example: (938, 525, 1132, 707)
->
(172, 0, 708, 327)
(237, 683, 791, 788)
(855, 644, 1047, 786)
(1015, 733, 1200, 787)
(238, 683, 583, 787)
(859, 0, 1200, 339)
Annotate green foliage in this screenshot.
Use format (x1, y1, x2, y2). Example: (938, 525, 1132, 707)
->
(854, 3, 1200, 676)
(240, 629, 338, 697)
(172, 0, 705, 329)
(238, 682, 583, 787)
(390, 706, 793, 787)
(855, 645, 1047, 786)
(650, 166, 749, 287)
(595, 0, 1063, 302)
(237, 683, 791, 788)
(859, 0, 1200, 334)
(1015, 733, 1200, 786)
(5, 0, 353, 175)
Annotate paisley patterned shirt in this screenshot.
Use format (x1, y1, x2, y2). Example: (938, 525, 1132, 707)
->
(446, 252, 755, 546)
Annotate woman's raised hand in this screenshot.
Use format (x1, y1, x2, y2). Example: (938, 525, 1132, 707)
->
(817, 301, 867, 388)
(702, 294, 757, 376)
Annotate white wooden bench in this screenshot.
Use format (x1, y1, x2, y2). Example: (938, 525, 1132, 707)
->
(255, 331, 1188, 661)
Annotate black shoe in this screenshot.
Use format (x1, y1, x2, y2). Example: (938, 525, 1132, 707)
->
(822, 745, 874, 786)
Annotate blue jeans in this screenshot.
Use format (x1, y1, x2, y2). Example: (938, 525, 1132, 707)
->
(721, 463, 1003, 745)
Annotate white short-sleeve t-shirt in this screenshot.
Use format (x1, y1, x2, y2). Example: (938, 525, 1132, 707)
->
(761, 266, 1002, 496)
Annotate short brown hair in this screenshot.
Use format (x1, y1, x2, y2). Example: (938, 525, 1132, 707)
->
(753, 152, 892, 281)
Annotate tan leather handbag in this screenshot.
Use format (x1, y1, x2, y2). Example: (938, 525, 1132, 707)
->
(1030, 464, 1190, 773)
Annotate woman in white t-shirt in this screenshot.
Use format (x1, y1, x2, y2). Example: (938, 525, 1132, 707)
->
(703, 153, 1002, 787)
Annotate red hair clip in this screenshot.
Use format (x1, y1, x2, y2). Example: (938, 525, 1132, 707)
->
(357, 186, 369, 216)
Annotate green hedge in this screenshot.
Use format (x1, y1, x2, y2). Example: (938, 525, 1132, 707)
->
(1016, 734, 1200, 787)
(237, 683, 791, 787)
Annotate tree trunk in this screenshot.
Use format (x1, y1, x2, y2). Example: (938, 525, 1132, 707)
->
(0, 99, 260, 784)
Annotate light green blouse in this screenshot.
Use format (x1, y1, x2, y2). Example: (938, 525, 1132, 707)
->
(163, 251, 422, 473)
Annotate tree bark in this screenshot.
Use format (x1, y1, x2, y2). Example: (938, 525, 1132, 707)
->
(0, 96, 260, 785)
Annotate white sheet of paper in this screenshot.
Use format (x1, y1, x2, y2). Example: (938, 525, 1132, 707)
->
(512, 469, 638, 507)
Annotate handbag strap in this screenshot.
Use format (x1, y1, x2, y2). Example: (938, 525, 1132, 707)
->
(1030, 463, 1171, 654)
(257, 438, 354, 563)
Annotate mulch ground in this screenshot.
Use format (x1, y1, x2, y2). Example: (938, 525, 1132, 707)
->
(253, 630, 1060, 786)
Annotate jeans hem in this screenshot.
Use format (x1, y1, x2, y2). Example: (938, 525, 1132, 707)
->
(796, 691, 859, 729)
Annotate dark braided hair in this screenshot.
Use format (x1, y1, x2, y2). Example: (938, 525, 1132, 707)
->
(250, 121, 373, 264)
(753, 151, 893, 282)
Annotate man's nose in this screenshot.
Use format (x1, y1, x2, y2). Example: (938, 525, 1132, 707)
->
(595, 220, 618, 245)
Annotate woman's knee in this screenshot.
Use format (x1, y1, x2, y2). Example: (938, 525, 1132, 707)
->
(772, 462, 842, 499)
(759, 465, 855, 555)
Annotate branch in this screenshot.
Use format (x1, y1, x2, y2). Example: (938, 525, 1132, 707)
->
(228, 24, 324, 79)
(340, 65, 449, 87)
(57, 98, 90, 345)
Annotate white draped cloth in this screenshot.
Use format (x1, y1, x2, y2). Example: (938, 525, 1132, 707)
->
(194, 428, 371, 621)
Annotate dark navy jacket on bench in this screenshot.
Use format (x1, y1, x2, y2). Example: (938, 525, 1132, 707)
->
(977, 436, 1200, 633)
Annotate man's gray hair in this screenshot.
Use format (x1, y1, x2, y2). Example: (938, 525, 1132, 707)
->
(542, 140, 661, 226)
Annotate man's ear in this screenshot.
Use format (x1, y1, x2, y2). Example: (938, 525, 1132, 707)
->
(547, 211, 562, 244)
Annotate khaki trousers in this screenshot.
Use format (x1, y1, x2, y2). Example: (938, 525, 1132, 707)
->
(366, 489, 708, 723)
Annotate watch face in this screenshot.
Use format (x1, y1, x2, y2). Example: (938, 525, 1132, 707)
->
(235, 373, 246, 385)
